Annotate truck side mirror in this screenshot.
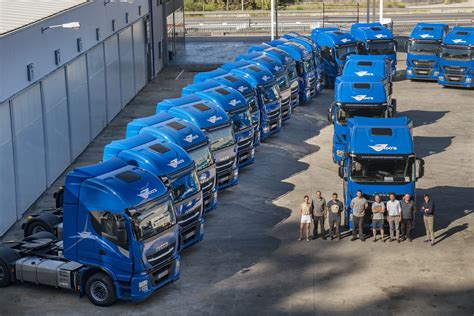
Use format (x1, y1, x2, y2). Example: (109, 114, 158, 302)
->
(327, 104, 333, 123)
(116, 218, 128, 244)
(416, 158, 425, 180)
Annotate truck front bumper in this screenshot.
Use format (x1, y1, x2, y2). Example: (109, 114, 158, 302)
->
(406, 66, 439, 81)
(438, 73, 473, 88)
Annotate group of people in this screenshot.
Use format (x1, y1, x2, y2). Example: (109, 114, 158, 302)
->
(298, 190, 436, 245)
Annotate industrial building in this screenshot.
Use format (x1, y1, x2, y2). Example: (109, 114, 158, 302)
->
(0, 0, 185, 235)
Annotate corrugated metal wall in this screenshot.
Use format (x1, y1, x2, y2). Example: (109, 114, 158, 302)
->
(0, 20, 148, 235)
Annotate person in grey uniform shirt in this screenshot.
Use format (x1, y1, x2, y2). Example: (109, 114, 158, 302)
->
(312, 191, 327, 240)
(350, 190, 368, 242)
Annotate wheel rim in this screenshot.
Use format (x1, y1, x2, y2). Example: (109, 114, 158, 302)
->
(0, 266, 4, 281)
(90, 281, 108, 302)
(32, 226, 46, 234)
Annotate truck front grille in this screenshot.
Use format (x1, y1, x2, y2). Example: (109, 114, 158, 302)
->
(446, 74, 465, 82)
(149, 259, 175, 286)
(216, 157, 235, 173)
(413, 60, 435, 67)
(267, 109, 280, 120)
(146, 244, 175, 267)
(443, 66, 466, 73)
(179, 206, 201, 227)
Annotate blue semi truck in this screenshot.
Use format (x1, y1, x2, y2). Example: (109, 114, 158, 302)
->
(270, 39, 318, 102)
(247, 44, 300, 108)
(192, 68, 261, 146)
(438, 26, 474, 88)
(0, 158, 181, 306)
(311, 27, 358, 87)
(126, 114, 218, 212)
(338, 117, 425, 228)
(103, 134, 204, 250)
(235, 52, 292, 121)
(181, 82, 255, 168)
(329, 79, 396, 164)
(156, 95, 239, 190)
(350, 23, 397, 76)
(406, 23, 449, 80)
(282, 32, 325, 94)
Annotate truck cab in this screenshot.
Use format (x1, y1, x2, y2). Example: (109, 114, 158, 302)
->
(350, 23, 397, 76)
(126, 114, 217, 212)
(157, 95, 239, 190)
(406, 23, 448, 80)
(235, 52, 292, 121)
(192, 68, 261, 147)
(311, 27, 358, 87)
(438, 26, 474, 88)
(0, 158, 180, 306)
(337, 54, 393, 96)
(329, 80, 396, 164)
(283, 32, 325, 94)
(219, 62, 282, 139)
(248, 44, 300, 108)
(269, 39, 317, 102)
(103, 134, 204, 250)
(338, 117, 424, 228)
(182, 82, 255, 168)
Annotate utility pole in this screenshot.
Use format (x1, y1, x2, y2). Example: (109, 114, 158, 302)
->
(241, 0, 244, 11)
(373, 0, 376, 22)
(275, 0, 279, 38)
(366, 0, 370, 23)
(271, 0, 275, 40)
(379, 0, 384, 23)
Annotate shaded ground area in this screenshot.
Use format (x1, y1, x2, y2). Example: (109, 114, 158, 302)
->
(1, 52, 473, 315)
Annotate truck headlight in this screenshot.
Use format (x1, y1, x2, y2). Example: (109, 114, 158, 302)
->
(407, 69, 412, 75)
(263, 126, 269, 133)
(306, 91, 311, 97)
(336, 150, 344, 157)
(251, 148, 255, 157)
(433, 71, 439, 76)
(439, 76, 444, 81)
(139, 280, 149, 292)
(175, 258, 181, 274)
(199, 173, 208, 183)
(233, 169, 239, 177)
(213, 191, 218, 200)
(466, 78, 472, 83)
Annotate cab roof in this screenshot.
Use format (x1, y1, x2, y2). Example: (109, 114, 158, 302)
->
(248, 45, 294, 66)
(103, 133, 194, 178)
(443, 26, 474, 46)
(282, 33, 318, 53)
(269, 40, 311, 61)
(64, 157, 168, 210)
(335, 81, 387, 103)
(311, 28, 356, 47)
(181, 82, 247, 113)
(348, 117, 413, 155)
(128, 115, 208, 150)
(410, 23, 448, 41)
(157, 94, 231, 130)
(221, 61, 275, 86)
(236, 52, 285, 75)
(343, 55, 390, 80)
(350, 23, 394, 42)
(193, 69, 254, 97)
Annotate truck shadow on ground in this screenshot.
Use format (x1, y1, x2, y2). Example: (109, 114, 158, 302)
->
(413, 186, 474, 242)
(398, 110, 449, 128)
(413, 136, 454, 159)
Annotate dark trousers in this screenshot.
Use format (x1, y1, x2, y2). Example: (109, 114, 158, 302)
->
(313, 215, 325, 238)
(352, 215, 365, 240)
(401, 218, 413, 240)
(328, 216, 340, 238)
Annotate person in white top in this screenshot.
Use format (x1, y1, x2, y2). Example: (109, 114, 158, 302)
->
(386, 193, 402, 242)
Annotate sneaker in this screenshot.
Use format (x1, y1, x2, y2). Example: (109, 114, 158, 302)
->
(298, 237, 303, 241)
(389, 238, 395, 242)
(351, 237, 357, 241)
(408, 238, 413, 242)
(306, 238, 310, 242)
(382, 238, 386, 243)
(424, 239, 430, 243)
(431, 239, 435, 246)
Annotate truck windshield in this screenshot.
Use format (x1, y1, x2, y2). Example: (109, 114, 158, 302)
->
(277, 74, 290, 91)
(189, 145, 213, 171)
(368, 40, 396, 55)
(407, 40, 439, 55)
(208, 125, 235, 151)
(231, 109, 253, 132)
(133, 198, 176, 241)
(336, 44, 358, 61)
(350, 156, 415, 183)
(260, 84, 279, 103)
(336, 105, 387, 125)
(287, 64, 298, 81)
(171, 171, 200, 202)
(441, 46, 473, 61)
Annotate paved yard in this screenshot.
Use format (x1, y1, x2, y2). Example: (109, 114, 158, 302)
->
(1, 53, 473, 315)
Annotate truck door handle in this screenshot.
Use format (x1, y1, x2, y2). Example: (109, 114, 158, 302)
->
(99, 249, 107, 255)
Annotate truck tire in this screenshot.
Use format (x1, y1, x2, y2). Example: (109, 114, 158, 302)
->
(24, 220, 53, 237)
(24, 231, 57, 242)
(86, 273, 117, 307)
(0, 260, 12, 287)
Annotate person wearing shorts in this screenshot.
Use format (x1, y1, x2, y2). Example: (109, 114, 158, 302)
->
(299, 195, 312, 241)
(371, 195, 385, 242)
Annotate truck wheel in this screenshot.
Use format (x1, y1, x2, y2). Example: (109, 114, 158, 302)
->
(86, 273, 117, 307)
(25, 220, 53, 237)
(0, 260, 11, 287)
(24, 231, 57, 242)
